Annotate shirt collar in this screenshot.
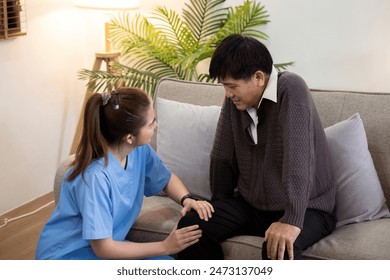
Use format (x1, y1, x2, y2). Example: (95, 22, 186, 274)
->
(252, 65, 278, 109)
(263, 65, 278, 103)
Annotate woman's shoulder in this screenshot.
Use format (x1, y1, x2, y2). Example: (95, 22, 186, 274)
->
(86, 157, 106, 172)
(64, 157, 105, 180)
(134, 144, 154, 157)
(74, 158, 109, 183)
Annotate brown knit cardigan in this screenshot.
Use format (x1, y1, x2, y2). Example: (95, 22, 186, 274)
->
(210, 71, 336, 229)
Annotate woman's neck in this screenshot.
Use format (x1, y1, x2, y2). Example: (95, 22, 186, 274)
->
(108, 145, 133, 169)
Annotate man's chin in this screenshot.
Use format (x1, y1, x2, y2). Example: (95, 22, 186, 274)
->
(234, 104, 247, 111)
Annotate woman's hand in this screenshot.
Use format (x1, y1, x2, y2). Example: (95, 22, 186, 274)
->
(163, 173, 215, 221)
(181, 199, 214, 221)
(90, 223, 202, 259)
(162, 223, 202, 255)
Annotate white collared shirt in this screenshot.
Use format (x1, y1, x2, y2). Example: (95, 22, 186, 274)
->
(246, 66, 278, 144)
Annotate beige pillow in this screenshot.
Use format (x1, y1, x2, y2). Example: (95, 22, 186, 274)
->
(156, 98, 221, 200)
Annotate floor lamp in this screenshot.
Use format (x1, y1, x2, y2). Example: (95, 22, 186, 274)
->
(70, 0, 140, 154)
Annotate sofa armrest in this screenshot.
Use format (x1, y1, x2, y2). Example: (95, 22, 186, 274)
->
(53, 155, 74, 204)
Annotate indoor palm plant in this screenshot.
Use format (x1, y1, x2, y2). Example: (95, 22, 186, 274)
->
(79, 0, 292, 96)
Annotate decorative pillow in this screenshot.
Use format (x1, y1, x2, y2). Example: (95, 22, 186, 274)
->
(324, 113, 390, 227)
(156, 98, 221, 200)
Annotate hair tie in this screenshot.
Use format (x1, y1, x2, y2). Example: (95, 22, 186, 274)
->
(101, 92, 111, 106)
(111, 90, 120, 110)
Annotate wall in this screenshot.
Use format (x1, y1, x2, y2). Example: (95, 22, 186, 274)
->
(259, 0, 390, 92)
(0, 0, 389, 215)
(0, 0, 100, 214)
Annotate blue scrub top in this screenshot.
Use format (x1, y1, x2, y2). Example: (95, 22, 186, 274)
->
(36, 145, 171, 260)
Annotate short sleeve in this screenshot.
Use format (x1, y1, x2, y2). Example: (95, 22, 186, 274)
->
(75, 171, 113, 240)
(143, 145, 171, 197)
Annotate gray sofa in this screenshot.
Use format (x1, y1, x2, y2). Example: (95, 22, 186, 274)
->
(54, 77, 390, 259)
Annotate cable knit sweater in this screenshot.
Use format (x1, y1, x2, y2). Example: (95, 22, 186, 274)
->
(210, 71, 336, 229)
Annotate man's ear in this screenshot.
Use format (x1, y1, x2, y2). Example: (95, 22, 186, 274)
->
(254, 71, 267, 86)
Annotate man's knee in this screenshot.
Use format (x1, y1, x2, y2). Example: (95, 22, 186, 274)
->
(178, 210, 201, 229)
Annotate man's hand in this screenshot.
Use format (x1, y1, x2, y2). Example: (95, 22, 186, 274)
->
(264, 222, 301, 260)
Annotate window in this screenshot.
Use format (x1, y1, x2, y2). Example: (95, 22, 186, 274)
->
(0, 0, 26, 40)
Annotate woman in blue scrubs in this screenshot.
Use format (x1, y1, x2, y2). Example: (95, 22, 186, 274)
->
(36, 88, 214, 260)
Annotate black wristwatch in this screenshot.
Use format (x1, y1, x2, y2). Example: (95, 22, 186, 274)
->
(180, 194, 199, 206)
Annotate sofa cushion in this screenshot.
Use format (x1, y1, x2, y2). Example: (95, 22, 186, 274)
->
(127, 196, 182, 242)
(324, 113, 390, 227)
(156, 97, 221, 200)
(311, 90, 390, 210)
(303, 218, 390, 259)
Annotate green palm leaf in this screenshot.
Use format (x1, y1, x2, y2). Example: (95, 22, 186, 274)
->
(152, 6, 197, 54)
(78, 64, 160, 97)
(210, 0, 269, 46)
(78, 0, 292, 96)
(274, 62, 295, 71)
(110, 12, 185, 81)
(110, 13, 153, 53)
(182, 0, 227, 45)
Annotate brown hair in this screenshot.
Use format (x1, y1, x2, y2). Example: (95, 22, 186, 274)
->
(67, 87, 151, 181)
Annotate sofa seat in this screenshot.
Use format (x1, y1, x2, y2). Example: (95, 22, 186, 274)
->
(303, 218, 390, 259)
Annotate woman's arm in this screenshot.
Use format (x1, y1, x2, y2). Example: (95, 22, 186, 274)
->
(163, 172, 189, 204)
(90, 223, 201, 259)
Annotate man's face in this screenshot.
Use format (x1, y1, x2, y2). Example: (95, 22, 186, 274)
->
(219, 71, 266, 111)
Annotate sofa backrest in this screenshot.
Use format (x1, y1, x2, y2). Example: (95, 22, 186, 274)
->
(153, 78, 390, 208)
(54, 78, 390, 206)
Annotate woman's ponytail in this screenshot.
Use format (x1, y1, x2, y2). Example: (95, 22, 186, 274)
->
(67, 93, 109, 181)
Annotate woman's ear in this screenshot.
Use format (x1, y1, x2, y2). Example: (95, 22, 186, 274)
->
(126, 134, 133, 145)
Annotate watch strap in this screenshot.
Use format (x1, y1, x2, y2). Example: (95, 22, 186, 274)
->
(180, 194, 198, 206)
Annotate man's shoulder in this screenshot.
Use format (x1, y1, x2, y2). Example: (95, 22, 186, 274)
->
(278, 71, 307, 87)
(276, 71, 313, 107)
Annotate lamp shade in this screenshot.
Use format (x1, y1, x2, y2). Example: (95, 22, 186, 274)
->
(75, 0, 139, 10)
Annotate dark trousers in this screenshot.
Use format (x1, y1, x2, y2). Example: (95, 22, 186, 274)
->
(177, 196, 335, 260)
